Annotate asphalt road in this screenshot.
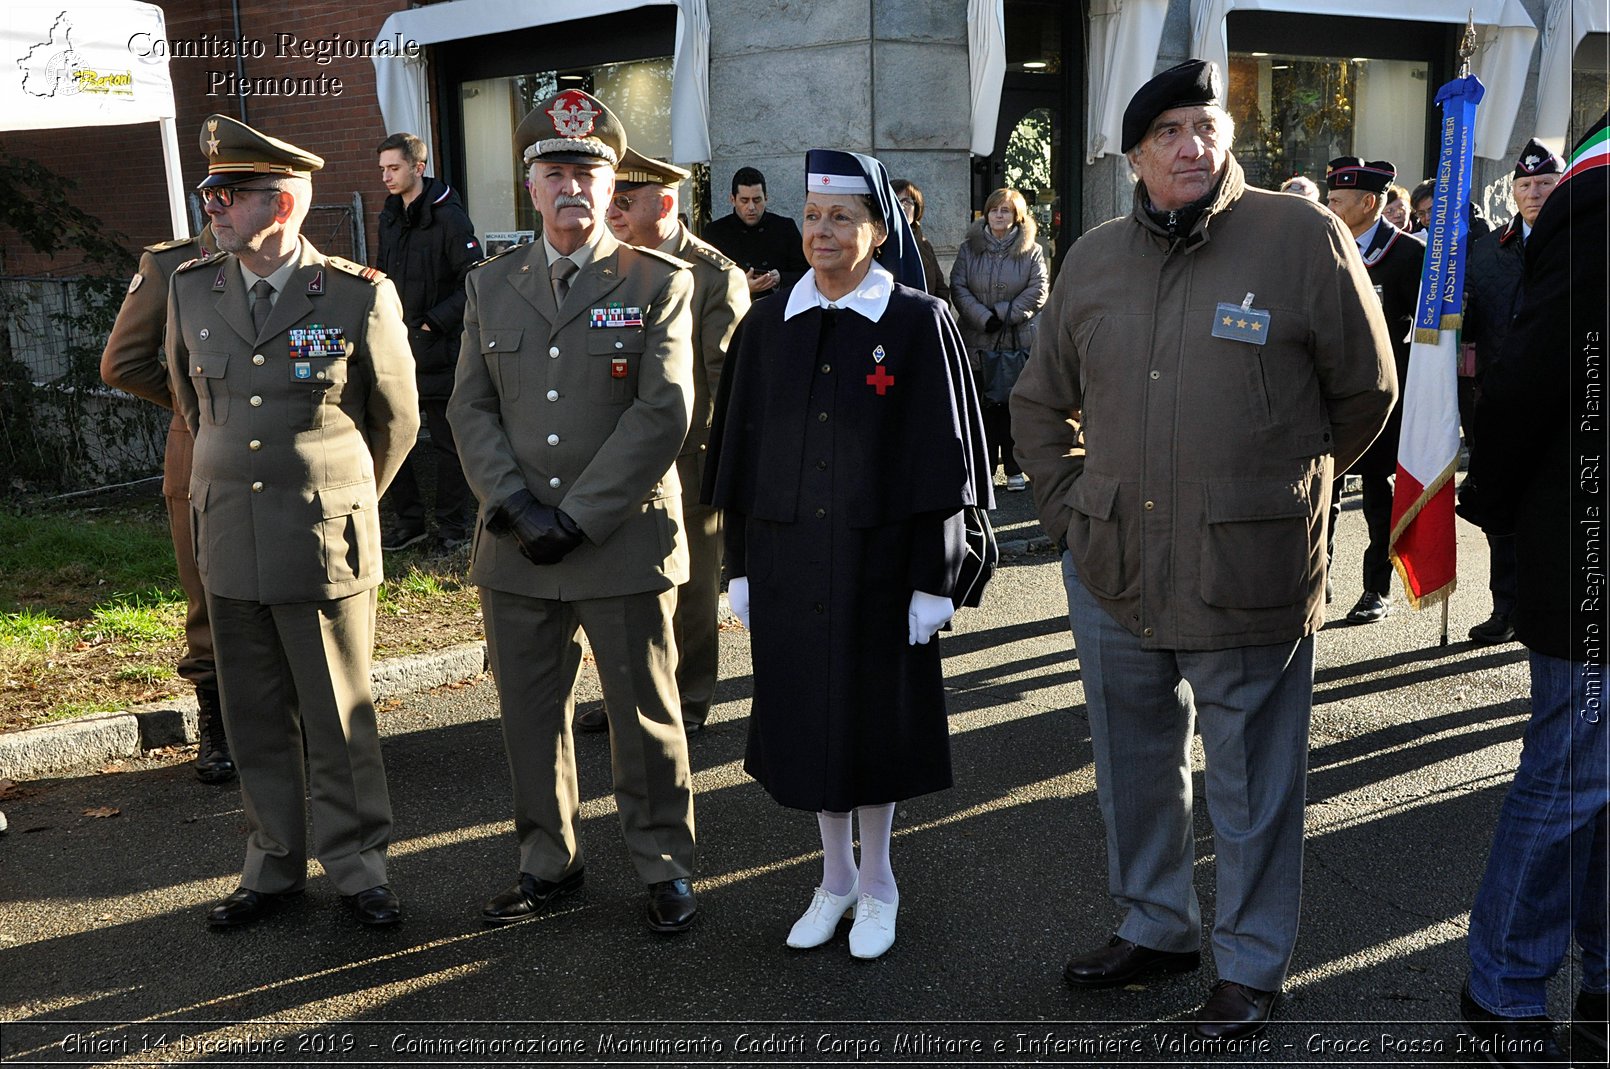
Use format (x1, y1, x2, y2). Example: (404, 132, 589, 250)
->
(0, 484, 1567, 1068)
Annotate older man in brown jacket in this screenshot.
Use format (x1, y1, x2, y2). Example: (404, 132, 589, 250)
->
(1011, 61, 1395, 1042)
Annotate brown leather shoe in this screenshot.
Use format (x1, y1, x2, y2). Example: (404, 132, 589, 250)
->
(1062, 935, 1200, 989)
(1193, 979, 1280, 1040)
(574, 704, 608, 733)
(645, 878, 698, 933)
(481, 869, 584, 926)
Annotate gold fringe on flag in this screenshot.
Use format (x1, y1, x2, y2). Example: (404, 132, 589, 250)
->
(1388, 455, 1460, 611)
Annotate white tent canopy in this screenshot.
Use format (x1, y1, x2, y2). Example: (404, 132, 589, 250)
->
(1190, 0, 1540, 160)
(372, 0, 711, 165)
(2, 2, 187, 237)
(1535, 0, 1608, 154)
(1086, 0, 1170, 161)
(968, 0, 1007, 156)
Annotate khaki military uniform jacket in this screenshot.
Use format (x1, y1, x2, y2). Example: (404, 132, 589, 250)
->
(662, 224, 748, 456)
(449, 231, 695, 601)
(167, 240, 420, 604)
(101, 234, 217, 498)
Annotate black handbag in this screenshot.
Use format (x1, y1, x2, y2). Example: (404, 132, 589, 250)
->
(951, 504, 999, 609)
(978, 325, 1030, 405)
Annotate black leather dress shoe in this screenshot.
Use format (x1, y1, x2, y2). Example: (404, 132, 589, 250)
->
(1062, 935, 1200, 989)
(1193, 979, 1280, 1041)
(1346, 590, 1393, 624)
(481, 869, 584, 926)
(1469, 613, 1517, 645)
(574, 705, 608, 733)
(344, 885, 401, 927)
(206, 886, 300, 929)
(1460, 983, 1566, 1066)
(645, 878, 698, 933)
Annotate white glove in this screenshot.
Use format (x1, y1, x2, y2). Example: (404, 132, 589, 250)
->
(908, 590, 954, 645)
(727, 576, 751, 630)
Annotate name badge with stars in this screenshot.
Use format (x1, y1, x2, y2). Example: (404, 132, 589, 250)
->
(1211, 293, 1271, 344)
(590, 303, 644, 329)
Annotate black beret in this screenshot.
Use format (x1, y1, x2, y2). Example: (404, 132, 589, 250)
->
(1121, 59, 1223, 152)
(1513, 138, 1564, 178)
(1325, 157, 1396, 194)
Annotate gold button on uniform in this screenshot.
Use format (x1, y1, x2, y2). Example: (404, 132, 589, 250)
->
(1144, 500, 1155, 510)
(250, 395, 262, 407)
(1142, 627, 1154, 637)
(252, 354, 265, 366)
(549, 346, 560, 358)
(251, 481, 263, 492)
(546, 389, 559, 401)
(547, 434, 560, 446)
(248, 439, 261, 451)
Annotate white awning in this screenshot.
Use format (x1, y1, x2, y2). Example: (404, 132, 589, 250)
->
(1190, 0, 1539, 160)
(1535, 0, 1609, 155)
(2, 2, 188, 237)
(372, 0, 710, 165)
(968, 0, 1006, 156)
(1086, 0, 1170, 161)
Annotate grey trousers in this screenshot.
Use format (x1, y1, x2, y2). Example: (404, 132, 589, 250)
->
(1063, 553, 1313, 992)
(208, 589, 391, 895)
(481, 585, 697, 885)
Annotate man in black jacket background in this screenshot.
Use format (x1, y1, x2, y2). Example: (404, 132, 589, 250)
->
(701, 166, 808, 300)
(376, 132, 481, 550)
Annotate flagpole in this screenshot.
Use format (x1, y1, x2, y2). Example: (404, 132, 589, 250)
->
(1440, 598, 1449, 647)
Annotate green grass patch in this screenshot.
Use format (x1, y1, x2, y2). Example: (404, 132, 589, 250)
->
(85, 592, 183, 645)
(0, 607, 71, 649)
(37, 699, 126, 723)
(0, 504, 179, 617)
(114, 664, 175, 684)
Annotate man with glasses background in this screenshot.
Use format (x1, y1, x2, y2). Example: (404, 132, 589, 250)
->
(168, 114, 419, 931)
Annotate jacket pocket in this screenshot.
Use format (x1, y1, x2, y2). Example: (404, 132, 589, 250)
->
(188, 352, 230, 425)
(586, 329, 644, 403)
(1064, 472, 1130, 599)
(1200, 478, 1313, 609)
(317, 480, 379, 584)
(482, 328, 523, 400)
(289, 356, 347, 430)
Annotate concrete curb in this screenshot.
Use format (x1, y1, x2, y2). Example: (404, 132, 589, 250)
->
(0, 641, 490, 782)
(0, 538, 1056, 782)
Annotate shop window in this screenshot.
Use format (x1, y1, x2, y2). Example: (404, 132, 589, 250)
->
(1229, 54, 1430, 192)
(462, 57, 674, 248)
(1574, 33, 1610, 146)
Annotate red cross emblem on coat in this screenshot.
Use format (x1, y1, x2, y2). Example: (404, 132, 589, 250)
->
(866, 365, 895, 395)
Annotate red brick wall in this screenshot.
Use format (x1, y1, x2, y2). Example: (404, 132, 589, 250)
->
(0, 0, 415, 276)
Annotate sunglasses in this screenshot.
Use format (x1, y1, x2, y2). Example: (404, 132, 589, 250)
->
(199, 185, 283, 207)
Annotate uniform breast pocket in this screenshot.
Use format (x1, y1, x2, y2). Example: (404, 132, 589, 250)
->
(288, 356, 347, 431)
(481, 328, 524, 400)
(586, 330, 644, 403)
(188, 352, 230, 425)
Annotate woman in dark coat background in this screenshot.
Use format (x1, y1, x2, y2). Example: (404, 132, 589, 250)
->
(890, 178, 950, 304)
(706, 149, 990, 960)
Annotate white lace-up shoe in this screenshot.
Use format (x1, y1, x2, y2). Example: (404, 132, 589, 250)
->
(848, 892, 898, 959)
(785, 880, 859, 948)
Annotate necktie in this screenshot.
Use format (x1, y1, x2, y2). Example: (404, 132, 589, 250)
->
(550, 257, 577, 308)
(250, 279, 274, 337)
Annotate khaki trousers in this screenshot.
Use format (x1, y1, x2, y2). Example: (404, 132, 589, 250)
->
(481, 585, 696, 884)
(673, 450, 723, 727)
(208, 589, 391, 894)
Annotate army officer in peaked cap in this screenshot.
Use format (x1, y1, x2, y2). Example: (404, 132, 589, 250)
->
(572, 148, 748, 736)
(167, 114, 419, 929)
(447, 90, 701, 932)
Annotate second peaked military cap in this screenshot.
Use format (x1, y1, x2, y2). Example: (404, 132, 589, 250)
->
(1121, 59, 1223, 152)
(1325, 157, 1397, 194)
(197, 113, 324, 188)
(615, 147, 691, 191)
(516, 89, 627, 168)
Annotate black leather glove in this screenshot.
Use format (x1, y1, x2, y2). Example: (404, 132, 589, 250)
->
(984, 313, 1003, 333)
(490, 489, 585, 565)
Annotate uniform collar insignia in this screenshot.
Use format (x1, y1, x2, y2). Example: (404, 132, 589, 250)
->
(212, 264, 228, 291)
(307, 269, 325, 295)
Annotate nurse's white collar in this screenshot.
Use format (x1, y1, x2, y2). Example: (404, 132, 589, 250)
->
(784, 260, 894, 323)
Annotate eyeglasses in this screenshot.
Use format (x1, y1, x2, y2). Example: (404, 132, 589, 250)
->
(897, 197, 916, 208)
(199, 186, 283, 207)
(610, 193, 638, 211)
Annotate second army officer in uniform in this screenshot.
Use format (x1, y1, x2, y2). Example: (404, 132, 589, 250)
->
(448, 90, 702, 932)
(168, 116, 419, 929)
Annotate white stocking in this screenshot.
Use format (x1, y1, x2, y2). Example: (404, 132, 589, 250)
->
(816, 810, 856, 896)
(855, 803, 898, 904)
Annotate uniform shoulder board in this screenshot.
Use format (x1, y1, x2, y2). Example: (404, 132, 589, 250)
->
(468, 243, 524, 270)
(173, 255, 214, 274)
(326, 256, 387, 284)
(145, 236, 197, 254)
(633, 245, 690, 271)
(687, 242, 736, 272)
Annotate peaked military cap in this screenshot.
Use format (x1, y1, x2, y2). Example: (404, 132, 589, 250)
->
(615, 147, 690, 190)
(1325, 157, 1396, 194)
(1122, 59, 1223, 152)
(1513, 138, 1564, 178)
(516, 89, 627, 168)
(197, 114, 323, 188)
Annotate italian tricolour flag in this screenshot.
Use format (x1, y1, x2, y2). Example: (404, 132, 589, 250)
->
(1388, 318, 1460, 610)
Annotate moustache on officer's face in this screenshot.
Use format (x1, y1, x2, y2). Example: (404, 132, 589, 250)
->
(555, 194, 593, 210)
